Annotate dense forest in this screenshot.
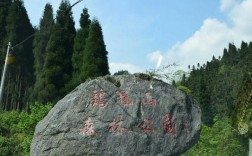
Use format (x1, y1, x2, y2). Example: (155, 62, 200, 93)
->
(0, 1, 109, 154)
(0, 0, 251, 155)
(180, 41, 252, 155)
(0, 0, 109, 110)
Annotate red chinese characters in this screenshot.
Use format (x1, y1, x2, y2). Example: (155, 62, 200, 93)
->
(108, 115, 128, 134)
(116, 91, 134, 107)
(142, 92, 156, 108)
(163, 113, 176, 136)
(80, 117, 97, 136)
(139, 118, 153, 132)
(91, 90, 108, 107)
(183, 120, 190, 136)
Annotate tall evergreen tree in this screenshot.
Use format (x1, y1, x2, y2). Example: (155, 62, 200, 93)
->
(42, 0, 76, 103)
(31, 3, 54, 103)
(0, 0, 11, 49)
(2, 0, 35, 110)
(82, 18, 110, 79)
(71, 8, 91, 88)
(0, 0, 12, 68)
(199, 77, 214, 126)
(185, 42, 252, 127)
(228, 43, 239, 65)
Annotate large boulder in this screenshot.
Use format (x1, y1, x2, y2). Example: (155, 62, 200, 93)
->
(30, 74, 201, 156)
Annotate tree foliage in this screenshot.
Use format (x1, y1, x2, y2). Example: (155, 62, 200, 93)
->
(182, 117, 247, 156)
(113, 70, 130, 76)
(0, 0, 110, 107)
(0, 103, 52, 155)
(71, 8, 91, 88)
(82, 18, 110, 80)
(1, 0, 34, 110)
(42, 0, 76, 103)
(31, 3, 54, 103)
(182, 41, 252, 154)
(185, 42, 252, 126)
(0, 0, 11, 50)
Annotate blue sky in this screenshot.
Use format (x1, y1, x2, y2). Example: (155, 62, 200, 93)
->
(24, 0, 252, 74)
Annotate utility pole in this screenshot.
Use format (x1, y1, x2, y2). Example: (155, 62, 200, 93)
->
(0, 42, 11, 109)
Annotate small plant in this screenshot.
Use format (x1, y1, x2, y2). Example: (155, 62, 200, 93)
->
(146, 63, 179, 81)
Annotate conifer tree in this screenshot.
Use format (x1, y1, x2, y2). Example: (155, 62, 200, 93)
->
(2, 0, 34, 110)
(31, 3, 54, 103)
(232, 42, 252, 136)
(228, 43, 239, 64)
(42, 0, 76, 103)
(71, 8, 91, 88)
(82, 18, 110, 79)
(199, 77, 214, 126)
(0, 0, 11, 50)
(0, 0, 12, 71)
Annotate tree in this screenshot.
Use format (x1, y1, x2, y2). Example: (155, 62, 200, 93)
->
(228, 43, 239, 65)
(222, 48, 229, 64)
(240, 41, 248, 60)
(71, 8, 91, 88)
(181, 73, 186, 86)
(0, 0, 11, 51)
(31, 3, 54, 103)
(182, 117, 247, 156)
(2, 0, 35, 110)
(82, 18, 110, 79)
(232, 42, 252, 137)
(113, 70, 130, 76)
(0, 103, 52, 155)
(199, 77, 214, 126)
(42, 0, 76, 104)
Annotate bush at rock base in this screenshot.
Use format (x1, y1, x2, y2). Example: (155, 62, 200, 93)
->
(182, 117, 248, 156)
(0, 103, 52, 156)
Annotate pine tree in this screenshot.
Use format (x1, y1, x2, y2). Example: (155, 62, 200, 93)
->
(181, 73, 186, 86)
(82, 18, 110, 79)
(199, 77, 214, 126)
(222, 48, 229, 64)
(2, 0, 35, 110)
(71, 8, 91, 88)
(240, 41, 248, 59)
(42, 0, 76, 103)
(0, 0, 11, 49)
(228, 43, 239, 65)
(0, 0, 12, 68)
(31, 3, 54, 103)
(232, 42, 252, 136)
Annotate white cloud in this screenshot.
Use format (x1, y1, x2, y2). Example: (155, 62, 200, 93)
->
(220, 0, 238, 11)
(230, 0, 252, 35)
(109, 62, 144, 75)
(165, 18, 231, 69)
(161, 0, 252, 71)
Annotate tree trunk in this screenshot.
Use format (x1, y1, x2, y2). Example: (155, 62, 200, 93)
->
(4, 73, 10, 110)
(250, 138, 252, 156)
(17, 75, 22, 110)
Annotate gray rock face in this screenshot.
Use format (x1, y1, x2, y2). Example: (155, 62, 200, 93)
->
(30, 74, 201, 156)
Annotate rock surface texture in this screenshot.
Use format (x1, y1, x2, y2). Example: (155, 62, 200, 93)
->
(30, 74, 201, 156)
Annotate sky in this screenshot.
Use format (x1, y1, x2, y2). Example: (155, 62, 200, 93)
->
(24, 0, 252, 75)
